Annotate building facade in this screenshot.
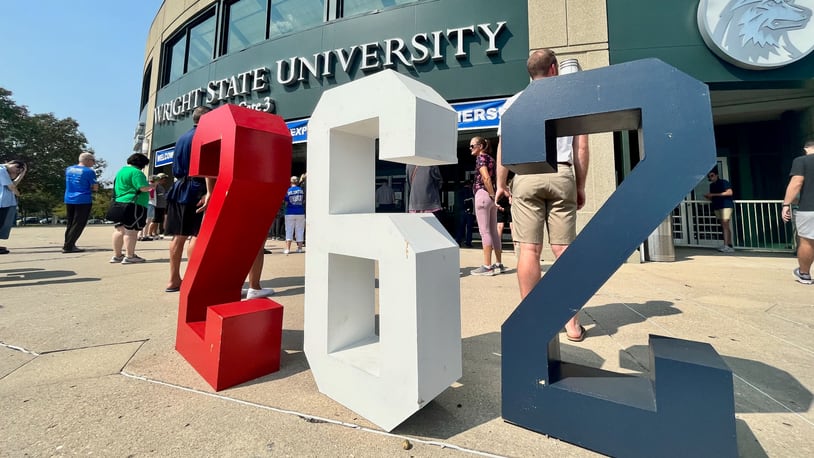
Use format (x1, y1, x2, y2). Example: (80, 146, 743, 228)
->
(138, 0, 813, 252)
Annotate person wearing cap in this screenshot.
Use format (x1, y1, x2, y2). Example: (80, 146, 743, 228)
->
(146, 173, 169, 239)
(495, 48, 590, 342)
(284, 175, 306, 254)
(63, 152, 98, 253)
(704, 168, 735, 253)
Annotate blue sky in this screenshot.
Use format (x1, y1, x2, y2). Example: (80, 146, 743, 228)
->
(0, 1, 164, 181)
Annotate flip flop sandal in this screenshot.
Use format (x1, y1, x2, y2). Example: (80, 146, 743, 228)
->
(566, 325, 587, 342)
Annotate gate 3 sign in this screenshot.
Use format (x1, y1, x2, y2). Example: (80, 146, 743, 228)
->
(177, 63, 737, 456)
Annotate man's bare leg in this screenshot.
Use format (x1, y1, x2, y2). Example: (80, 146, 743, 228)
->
(167, 235, 188, 290)
(517, 242, 543, 298)
(550, 243, 582, 338)
(721, 219, 733, 247)
(246, 248, 274, 298)
(798, 236, 814, 275)
(248, 249, 264, 290)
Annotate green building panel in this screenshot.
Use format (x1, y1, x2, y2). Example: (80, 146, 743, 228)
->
(607, 0, 814, 83)
(151, 0, 530, 149)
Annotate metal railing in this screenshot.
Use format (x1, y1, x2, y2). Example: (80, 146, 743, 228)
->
(672, 200, 796, 252)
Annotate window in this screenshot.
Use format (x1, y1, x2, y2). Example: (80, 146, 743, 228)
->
(187, 14, 217, 72)
(224, 0, 267, 54)
(161, 8, 216, 86)
(270, 0, 325, 37)
(342, 0, 420, 18)
(160, 0, 430, 84)
(140, 62, 152, 111)
(166, 34, 187, 84)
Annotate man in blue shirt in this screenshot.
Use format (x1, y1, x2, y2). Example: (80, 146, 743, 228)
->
(284, 175, 306, 254)
(63, 152, 98, 253)
(165, 106, 210, 292)
(704, 168, 735, 253)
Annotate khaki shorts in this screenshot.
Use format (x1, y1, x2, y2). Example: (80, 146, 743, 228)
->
(715, 208, 733, 222)
(511, 164, 576, 245)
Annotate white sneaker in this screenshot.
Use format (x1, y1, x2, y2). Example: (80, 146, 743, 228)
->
(247, 287, 275, 299)
(471, 265, 496, 276)
(718, 245, 735, 253)
(793, 268, 813, 285)
(283, 249, 290, 254)
(121, 255, 146, 264)
(296, 247, 304, 253)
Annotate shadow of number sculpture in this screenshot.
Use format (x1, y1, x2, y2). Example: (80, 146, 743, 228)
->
(500, 59, 737, 457)
(175, 104, 292, 391)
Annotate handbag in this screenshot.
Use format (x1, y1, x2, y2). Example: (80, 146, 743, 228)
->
(105, 201, 134, 223)
(105, 179, 139, 223)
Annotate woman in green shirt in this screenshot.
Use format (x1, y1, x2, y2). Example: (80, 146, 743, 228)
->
(110, 153, 154, 264)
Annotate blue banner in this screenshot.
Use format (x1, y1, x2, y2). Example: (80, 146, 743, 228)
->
(287, 119, 309, 144)
(283, 98, 507, 144)
(154, 146, 175, 167)
(452, 98, 507, 130)
(157, 100, 508, 164)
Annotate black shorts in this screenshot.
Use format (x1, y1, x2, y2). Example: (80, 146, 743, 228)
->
(164, 201, 203, 237)
(114, 204, 148, 231)
(153, 207, 166, 225)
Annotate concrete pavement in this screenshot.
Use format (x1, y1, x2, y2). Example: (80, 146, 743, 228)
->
(1, 225, 812, 457)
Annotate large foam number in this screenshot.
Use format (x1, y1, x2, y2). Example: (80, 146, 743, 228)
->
(175, 105, 292, 391)
(501, 59, 737, 457)
(304, 70, 461, 431)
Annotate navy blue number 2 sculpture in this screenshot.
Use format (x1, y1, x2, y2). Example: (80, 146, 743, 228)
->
(500, 59, 737, 458)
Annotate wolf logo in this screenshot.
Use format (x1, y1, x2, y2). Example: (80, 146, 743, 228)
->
(698, 0, 814, 69)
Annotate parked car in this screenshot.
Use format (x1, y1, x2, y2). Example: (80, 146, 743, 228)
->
(39, 218, 52, 224)
(18, 216, 40, 225)
(87, 218, 105, 224)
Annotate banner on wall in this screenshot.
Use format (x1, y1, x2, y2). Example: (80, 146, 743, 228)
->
(155, 98, 509, 164)
(285, 98, 507, 144)
(452, 98, 507, 131)
(287, 119, 309, 143)
(155, 146, 175, 167)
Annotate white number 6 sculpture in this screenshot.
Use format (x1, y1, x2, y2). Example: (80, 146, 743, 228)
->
(305, 70, 461, 431)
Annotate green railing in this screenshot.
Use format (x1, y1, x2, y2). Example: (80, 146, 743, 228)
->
(672, 200, 796, 252)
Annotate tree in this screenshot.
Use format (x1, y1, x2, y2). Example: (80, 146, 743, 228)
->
(0, 88, 30, 156)
(0, 87, 106, 216)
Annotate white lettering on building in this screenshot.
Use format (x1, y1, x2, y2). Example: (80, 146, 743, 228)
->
(155, 22, 510, 124)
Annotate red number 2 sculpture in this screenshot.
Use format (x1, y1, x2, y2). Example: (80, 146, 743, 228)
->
(175, 104, 292, 390)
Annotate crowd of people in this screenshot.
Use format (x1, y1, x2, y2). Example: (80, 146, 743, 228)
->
(1, 49, 810, 337)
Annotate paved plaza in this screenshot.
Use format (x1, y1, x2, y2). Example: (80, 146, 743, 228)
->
(1, 225, 812, 457)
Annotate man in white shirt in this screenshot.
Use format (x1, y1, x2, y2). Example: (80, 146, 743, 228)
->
(495, 48, 590, 342)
